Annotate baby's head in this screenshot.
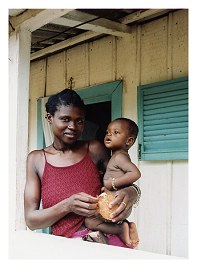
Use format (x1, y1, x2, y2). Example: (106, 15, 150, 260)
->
(116, 118, 138, 142)
(105, 118, 139, 150)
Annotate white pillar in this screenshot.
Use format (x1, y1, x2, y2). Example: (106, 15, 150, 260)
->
(8, 8, 74, 233)
(9, 28, 31, 231)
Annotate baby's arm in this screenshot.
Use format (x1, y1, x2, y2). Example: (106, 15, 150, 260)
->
(105, 153, 141, 191)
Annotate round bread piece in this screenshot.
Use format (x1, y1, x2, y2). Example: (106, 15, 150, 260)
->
(98, 192, 118, 221)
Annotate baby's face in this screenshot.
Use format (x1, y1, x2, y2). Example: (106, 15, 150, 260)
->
(104, 120, 131, 150)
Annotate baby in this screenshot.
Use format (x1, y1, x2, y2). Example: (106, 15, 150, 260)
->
(84, 118, 141, 248)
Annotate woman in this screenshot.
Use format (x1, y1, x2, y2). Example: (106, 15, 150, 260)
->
(24, 88, 140, 247)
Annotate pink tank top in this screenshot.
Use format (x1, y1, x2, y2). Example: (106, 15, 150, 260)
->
(41, 149, 102, 238)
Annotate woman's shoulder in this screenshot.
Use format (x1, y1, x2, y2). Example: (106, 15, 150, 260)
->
(28, 145, 52, 156)
(88, 140, 109, 162)
(88, 139, 105, 152)
(27, 149, 48, 179)
(27, 148, 45, 162)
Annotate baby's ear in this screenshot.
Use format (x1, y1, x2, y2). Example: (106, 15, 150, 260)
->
(126, 136, 135, 146)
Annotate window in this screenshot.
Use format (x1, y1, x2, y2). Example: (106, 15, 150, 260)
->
(137, 77, 188, 160)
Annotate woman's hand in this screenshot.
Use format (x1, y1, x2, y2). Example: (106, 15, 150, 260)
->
(108, 186, 138, 222)
(66, 192, 99, 217)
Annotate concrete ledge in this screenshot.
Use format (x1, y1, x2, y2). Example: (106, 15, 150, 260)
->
(9, 230, 182, 259)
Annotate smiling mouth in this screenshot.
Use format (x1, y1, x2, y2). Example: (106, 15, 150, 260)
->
(64, 132, 77, 138)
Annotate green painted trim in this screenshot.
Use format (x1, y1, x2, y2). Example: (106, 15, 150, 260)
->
(137, 84, 144, 159)
(37, 99, 49, 234)
(77, 80, 122, 119)
(37, 98, 45, 149)
(111, 82, 122, 120)
(139, 76, 188, 90)
(78, 80, 121, 99)
(141, 152, 188, 161)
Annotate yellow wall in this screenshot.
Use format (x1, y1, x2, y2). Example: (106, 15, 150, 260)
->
(29, 9, 188, 257)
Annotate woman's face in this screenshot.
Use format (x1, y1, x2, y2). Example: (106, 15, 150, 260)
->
(48, 105, 85, 145)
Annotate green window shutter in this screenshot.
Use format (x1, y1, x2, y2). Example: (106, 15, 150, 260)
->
(138, 77, 188, 160)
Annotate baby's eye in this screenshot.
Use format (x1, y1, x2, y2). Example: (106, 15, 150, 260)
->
(114, 130, 119, 134)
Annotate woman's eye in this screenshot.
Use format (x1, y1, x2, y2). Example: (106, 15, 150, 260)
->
(76, 119, 84, 125)
(63, 118, 69, 122)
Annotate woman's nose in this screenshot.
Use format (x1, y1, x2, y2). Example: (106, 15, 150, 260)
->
(68, 122, 75, 129)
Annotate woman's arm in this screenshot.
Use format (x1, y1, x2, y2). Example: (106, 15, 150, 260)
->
(88, 140, 110, 178)
(24, 151, 98, 230)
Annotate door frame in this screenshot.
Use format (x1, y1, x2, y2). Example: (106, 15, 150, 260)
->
(77, 80, 122, 120)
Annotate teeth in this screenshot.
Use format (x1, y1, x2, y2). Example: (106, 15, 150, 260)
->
(64, 133, 75, 137)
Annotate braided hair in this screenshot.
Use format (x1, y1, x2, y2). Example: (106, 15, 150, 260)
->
(45, 88, 85, 116)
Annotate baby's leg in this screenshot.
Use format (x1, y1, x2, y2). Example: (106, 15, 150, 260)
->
(85, 217, 131, 245)
(84, 216, 104, 231)
(85, 217, 138, 247)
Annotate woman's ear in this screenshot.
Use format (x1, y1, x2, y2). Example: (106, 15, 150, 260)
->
(46, 113, 53, 124)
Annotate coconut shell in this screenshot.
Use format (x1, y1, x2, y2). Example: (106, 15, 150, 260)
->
(98, 192, 118, 221)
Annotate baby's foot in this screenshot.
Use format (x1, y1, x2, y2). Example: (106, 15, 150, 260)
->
(128, 222, 139, 248)
(82, 231, 108, 244)
(118, 221, 132, 246)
